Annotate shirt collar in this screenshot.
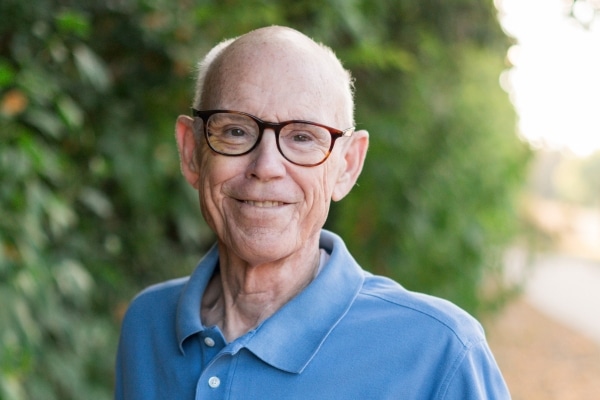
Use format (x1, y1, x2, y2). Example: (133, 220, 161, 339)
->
(175, 230, 365, 373)
(176, 242, 219, 352)
(245, 230, 364, 373)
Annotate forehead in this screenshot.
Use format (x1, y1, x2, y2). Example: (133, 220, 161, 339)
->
(203, 31, 347, 123)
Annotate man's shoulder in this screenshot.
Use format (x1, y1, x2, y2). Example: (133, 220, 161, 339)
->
(357, 274, 484, 346)
(136, 276, 189, 300)
(124, 277, 190, 319)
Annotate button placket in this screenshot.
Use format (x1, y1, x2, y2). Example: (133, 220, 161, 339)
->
(196, 353, 232, 398)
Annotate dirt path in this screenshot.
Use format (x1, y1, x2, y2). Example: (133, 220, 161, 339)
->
(484, 297, 600, 399)
(525, 253, 600, 345)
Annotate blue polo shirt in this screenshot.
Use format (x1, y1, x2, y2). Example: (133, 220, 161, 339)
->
(115, 230, 510, 399)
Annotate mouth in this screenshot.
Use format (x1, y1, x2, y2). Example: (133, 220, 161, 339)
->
(242, 200, 286, 208)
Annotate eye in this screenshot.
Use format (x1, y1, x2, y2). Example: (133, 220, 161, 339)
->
(290, 131, 314, 142)
(281, 124, 330, 148)
(224, 127, 248, 137)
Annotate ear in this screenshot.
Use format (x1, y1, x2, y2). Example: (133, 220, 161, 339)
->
(332, 130, 369, 201)
(175, 115, 201, 189)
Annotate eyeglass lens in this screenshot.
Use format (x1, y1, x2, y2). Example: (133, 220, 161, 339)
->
(205, 112, 332, 166)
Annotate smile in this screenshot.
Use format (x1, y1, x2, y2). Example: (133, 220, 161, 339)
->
(242, 200, 285, 208)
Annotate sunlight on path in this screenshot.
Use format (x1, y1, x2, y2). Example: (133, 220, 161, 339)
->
(526, 254, 600, 345)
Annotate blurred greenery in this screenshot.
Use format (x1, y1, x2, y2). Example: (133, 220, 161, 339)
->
(1, 0, 531, 398)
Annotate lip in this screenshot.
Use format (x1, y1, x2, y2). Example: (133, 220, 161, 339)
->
(240, 200, 287, 208)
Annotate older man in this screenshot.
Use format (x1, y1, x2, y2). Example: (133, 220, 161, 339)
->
(115, 26, 510, 399)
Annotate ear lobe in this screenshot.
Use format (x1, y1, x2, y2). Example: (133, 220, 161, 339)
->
(332, 130, 369, 201)
(175, 115, 201, 188)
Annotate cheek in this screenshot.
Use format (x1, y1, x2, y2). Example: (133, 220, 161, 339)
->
(198, 176, 217, 229)
(196, 154, 228, 223)
(300, 170, 335, 215)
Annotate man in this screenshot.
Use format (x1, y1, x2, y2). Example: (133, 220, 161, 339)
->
(115, 26, 510, 399)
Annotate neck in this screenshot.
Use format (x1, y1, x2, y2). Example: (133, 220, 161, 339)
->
(201, 245, 321, 342)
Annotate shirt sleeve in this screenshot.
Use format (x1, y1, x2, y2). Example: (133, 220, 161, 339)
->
(438, 338, 511, 400)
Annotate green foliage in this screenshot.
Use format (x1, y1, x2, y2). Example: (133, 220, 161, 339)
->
(332, 2, 532, 311)
(1, 0, 530, 398)
(0, 1, 211, 398)
(335, 42, 529, 311)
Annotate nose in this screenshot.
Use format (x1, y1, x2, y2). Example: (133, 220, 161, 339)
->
(246, 129, 286, 181)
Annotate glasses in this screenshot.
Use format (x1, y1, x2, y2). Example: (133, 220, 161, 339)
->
(192, 109, 354, 167)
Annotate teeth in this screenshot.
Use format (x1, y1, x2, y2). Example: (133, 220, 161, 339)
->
(244, 200, 283, 207)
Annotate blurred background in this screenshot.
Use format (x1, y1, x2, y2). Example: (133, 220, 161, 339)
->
(0, 0, 598, 398)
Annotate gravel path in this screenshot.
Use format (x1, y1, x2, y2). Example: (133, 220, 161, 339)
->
(485, 297, 600, 399)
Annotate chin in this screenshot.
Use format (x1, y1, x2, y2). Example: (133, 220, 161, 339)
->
(230, 229, 301, 263)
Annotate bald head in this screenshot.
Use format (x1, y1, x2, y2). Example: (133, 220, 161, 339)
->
(193, 26, 355, 127)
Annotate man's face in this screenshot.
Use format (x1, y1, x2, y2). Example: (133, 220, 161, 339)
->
(193, 38, 351, 265)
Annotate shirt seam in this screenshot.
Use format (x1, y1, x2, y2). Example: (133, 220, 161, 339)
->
(436, 338, 487, 400)
(360, 290, 479, 347)
(361, 290, 487, 398)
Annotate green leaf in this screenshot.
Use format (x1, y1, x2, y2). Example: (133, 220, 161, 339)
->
(78, 187, 114, 218)
(45, 195, 78, 237)
(22, 108, 65, 139)
(73, 45, 111, 92)
(54, 259, 94, 302)
(55, 10, 91, 39)
(0, 60, 16, 87)
(57, 95, 84, 129)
